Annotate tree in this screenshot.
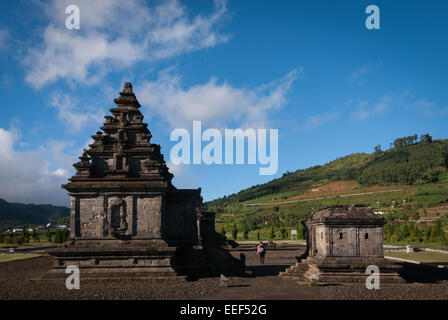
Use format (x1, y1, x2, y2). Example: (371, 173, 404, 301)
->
(420, 133, 432, 143)
(431, 220, 445, 242)
(232, 223, 238, 240)
(400, 223, 411, 239)
(280, 225, 287, 240)
(269, 226, 274, 240)
(54, 229, 62, 243)
(14, 235, 24, 245)
(412, 210, 420, 221)
(374, 145, 382, 154)
(424, 227, 431, 242)
(23, 229, 30, 244)
(393, 137, 407, 148)
(413, 134, 418, 144)
(297, 223, 306, 240)
(256, 231, 260, 241)
(61, 229, 69, 242)
(46, 229, 52, 242)
(220, 226, 226, 238)
(243, 224, 249, 240)
(32, 229, 39, 243)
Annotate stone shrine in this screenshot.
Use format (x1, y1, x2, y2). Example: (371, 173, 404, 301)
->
(45, 82, 241, 280)
(302, 205, 404, 284)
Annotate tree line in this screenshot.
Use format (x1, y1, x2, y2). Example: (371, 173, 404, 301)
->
(0, 228, 69, 245)
(383, 220, 447, 245)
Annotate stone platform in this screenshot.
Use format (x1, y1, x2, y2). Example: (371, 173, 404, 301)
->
(303, 256, 405, 285)
(43, 239, 180, 280)
(283, 205, 406, 285)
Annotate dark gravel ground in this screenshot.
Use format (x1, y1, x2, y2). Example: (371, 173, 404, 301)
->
(0, 256, 220, 300)
(318, 283, 448, 300)
(1, 245, 447, 300)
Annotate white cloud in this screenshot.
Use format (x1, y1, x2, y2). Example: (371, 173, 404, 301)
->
(350, 95, 393, 121)
(350, 108, 370, 121)
(350, 65, 370, 80)
(0, 74, 14, 90)
(52, 168, 68, 177)
(411, 99, 435, 116)
(136, 68, 300, 129)
(49, 92, 105, 133)
(349, 62, 382, 81)
(373, 95, 393, 114)
(0, 29, 9, 52)
(25, 0, 229, 89)
(166, 161, 199, 189)
(300, 112, 339, 131)
(0, 127, 75, 206)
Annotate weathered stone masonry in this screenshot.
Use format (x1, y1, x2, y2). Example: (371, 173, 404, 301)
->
(302, 205, 404, 284)
(45, 82, 241, 279)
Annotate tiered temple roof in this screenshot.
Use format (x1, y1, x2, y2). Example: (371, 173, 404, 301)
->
(63, 82, 173, 192)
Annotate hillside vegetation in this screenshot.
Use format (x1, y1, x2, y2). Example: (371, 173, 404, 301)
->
(0, 199, 69, 230)
(206, 135, 448, 247)
(208, 136, 448, 207)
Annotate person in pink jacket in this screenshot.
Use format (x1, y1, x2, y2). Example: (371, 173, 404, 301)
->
(257, 241, 266, 264)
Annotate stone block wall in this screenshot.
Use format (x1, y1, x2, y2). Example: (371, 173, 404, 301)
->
(78, 196, 105, 238)
(313, 225, 384, 258)
(136, 195, 162, 238)
(165, 203, 197, 243)
(70, 194, 166, 239)
(358, 226, 383, 256)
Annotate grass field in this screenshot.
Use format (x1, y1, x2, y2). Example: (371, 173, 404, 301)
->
(385, 250, 448, 265)
(0, 254, 41, 263)
(212, 179, 448, 248)
(237, 240, 306, 245)
(0, 242, 53, 249)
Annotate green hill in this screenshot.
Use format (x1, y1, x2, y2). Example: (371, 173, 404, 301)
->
(0, 198, 70, 229)
(208, 136, 448, 207)
(206, 135, 448, 246)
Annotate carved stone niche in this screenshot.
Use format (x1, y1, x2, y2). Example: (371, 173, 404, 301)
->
(107, 197, 128, 237)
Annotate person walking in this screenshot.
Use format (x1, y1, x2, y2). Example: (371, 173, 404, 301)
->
(257, 241, 266, 264)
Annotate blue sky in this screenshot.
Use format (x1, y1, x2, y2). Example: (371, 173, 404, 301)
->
(0, 0, 447, 206)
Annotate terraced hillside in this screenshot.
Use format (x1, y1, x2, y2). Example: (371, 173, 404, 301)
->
(206, 136, 448, 246)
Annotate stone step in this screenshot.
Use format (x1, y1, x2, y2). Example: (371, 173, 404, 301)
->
(279, 262, 309, 279)
(280, 275, 303, 280)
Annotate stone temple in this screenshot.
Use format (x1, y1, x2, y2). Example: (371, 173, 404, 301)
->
(302, 205, 404, 284)
(45, 82, 241, 280)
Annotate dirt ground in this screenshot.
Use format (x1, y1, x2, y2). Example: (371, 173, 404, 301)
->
(0, 245, 447, 300)
(288, 180, 404, 201)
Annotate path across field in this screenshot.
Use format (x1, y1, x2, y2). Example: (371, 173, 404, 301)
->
(238, 189, 404, 207)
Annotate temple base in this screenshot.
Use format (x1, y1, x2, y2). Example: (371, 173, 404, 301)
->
(42, 238, 243, 281)
(303, 256, 405, 285)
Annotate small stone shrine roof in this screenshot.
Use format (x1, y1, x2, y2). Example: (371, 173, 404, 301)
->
(309, 205, 385, 225)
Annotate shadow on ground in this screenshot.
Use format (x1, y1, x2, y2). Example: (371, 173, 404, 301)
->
(400, 263, 448, 283)
(245, 264, 291, 277)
